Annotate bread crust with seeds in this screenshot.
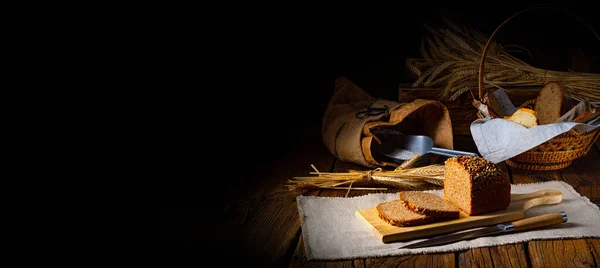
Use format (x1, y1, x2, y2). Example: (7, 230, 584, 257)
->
(443, 156, 511, 216)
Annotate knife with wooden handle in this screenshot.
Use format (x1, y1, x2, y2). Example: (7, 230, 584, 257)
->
(399, 212, 568, 249)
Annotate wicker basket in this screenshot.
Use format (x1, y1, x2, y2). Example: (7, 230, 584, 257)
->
(475, 7, 600, 171)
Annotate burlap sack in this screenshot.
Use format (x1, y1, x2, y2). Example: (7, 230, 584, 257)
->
(322, 77, 454, 168)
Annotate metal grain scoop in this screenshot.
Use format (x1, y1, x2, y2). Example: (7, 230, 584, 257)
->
(384, 135, 479, 160)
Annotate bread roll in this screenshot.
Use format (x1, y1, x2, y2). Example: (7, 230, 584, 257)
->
(504, 108, 539, 128)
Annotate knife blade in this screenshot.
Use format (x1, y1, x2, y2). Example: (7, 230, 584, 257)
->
(399, 211, 568, 249)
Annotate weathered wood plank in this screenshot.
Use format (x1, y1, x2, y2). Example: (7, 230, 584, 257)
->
(365, 254, 454, 267)
(458, 247, 492, 267)
(577, 186, 600, 208)
(288, 235, 308, 268)
(558, 141, 600, 203)
(459, 244, 528, 268)
(528, 239, 596, 268)
(225, 131, 337, 267)
(587, 239, 600, 266)
(488, 244, 530, 268)
(508, 166, 562, 184)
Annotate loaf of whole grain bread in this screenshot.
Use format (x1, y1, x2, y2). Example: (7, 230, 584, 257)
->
(376, 156, 511, 226)
(443, 156, 511, 216)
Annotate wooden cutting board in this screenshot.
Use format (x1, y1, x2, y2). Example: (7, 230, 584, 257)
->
(355, 189, 563, 243)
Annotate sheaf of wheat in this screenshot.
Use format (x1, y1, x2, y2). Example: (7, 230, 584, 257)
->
(406, 18, 600, 105)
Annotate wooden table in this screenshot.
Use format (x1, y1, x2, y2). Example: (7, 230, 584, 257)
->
(206, 125, 600, 267)
(161, 111, 600, 268)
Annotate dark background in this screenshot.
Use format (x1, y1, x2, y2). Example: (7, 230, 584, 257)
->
(161, 3, 599, 261)
(236, 3, 600, 163)
(217, 3, 600, 184)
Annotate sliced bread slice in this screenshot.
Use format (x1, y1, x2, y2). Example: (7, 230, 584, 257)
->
(534, 82, 564, 124)
(376, 200, 437, 227)
(504, 108, 539, 128)
(399, 191, 460, 218)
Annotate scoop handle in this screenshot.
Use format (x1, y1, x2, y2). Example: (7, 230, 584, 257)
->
(430, 147, 480, 157)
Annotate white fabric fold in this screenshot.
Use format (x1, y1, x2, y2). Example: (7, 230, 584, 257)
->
(470, 118, 599, 164)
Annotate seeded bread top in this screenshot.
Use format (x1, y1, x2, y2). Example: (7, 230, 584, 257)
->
(445, 156, 504, 182)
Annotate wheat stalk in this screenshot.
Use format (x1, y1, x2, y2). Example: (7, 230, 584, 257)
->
(407, 19, 600, 102)
(287, 154, 445, 195)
